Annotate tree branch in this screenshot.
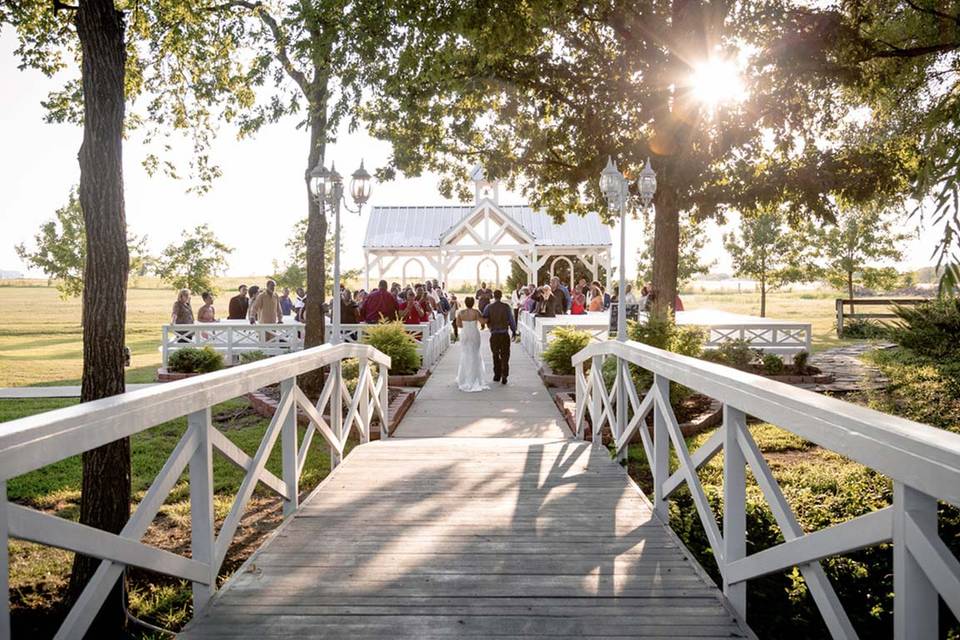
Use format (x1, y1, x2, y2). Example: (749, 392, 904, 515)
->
(902, 0, 959, 25)
(204, 0, 311, 96)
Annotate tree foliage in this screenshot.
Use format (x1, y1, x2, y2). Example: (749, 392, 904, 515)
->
(813, 200, 910, 300)
(270, 218, 360, 292)
(15, 187, 148, 298)
(723, 207, 815, 316)
(154, 224, 232, 294)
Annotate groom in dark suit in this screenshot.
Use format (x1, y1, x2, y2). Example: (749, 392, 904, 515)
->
(482, 290, 517, 384)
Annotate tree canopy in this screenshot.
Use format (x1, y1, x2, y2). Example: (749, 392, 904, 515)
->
(154, 224, 232, 293)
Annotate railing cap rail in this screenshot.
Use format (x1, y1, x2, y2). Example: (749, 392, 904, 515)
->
(573, 339, 960, 504)
(0, 343, 390, 481)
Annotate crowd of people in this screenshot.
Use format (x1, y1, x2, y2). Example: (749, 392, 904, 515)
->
(168, 275, 683, 332)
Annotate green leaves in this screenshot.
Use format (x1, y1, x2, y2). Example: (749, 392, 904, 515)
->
(153, 223, 232, 294)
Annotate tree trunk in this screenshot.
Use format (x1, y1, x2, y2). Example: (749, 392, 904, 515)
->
(69, 0, 131, 634)
(651, 185, 680, 319)
(760, 276, 767, 318)
(299, 83, 329, 397)
(848, 271, 855, 315)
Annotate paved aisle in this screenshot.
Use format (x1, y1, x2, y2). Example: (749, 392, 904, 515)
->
(182, 333, 751, 639)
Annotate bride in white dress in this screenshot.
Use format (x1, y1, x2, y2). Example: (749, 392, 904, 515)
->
(456, 297, 488, 392)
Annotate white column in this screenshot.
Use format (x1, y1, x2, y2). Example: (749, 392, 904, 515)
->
(363, 250, 371, 291)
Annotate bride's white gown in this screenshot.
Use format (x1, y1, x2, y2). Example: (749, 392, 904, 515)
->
(457, 320, 488, 392)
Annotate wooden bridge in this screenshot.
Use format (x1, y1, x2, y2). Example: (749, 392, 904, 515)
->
(182, 343, 748, 639)
(2, 329, 959, 639)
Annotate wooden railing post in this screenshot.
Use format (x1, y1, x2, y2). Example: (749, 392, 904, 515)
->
(722, 405, 747, 618)
(188, 408, 216, 612)
(1, 480, 9, 640)
(331, 362, 343, 468)
(281, 377, 299, 517)
(652, 373, 670, 520)
(893, 482, 938, 640)
(616, 359, 627, 462)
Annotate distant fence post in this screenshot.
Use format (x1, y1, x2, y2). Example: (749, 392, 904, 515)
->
(835, 299, 844, 337)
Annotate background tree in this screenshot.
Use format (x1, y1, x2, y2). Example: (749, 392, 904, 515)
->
(270, 218, 359, 292)
(154, 224, 232, 294)
(364, 0, 914, 320)
(814, 201, 911, 310)
(767, 0, 960, 293)
(636, 212, 712, 292)
(16, 188, 149, 299)
(723, 207, 815, 317)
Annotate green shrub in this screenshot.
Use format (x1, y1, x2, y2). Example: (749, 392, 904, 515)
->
(761, 353, 785, 375)
(239, 350, 269, 364)
(890, 297, 960, 359)
(362, 322, 420, 375)
(542, 327, 592, 375)
(168, 346, 224, 374)
(716, 339, 755, 368)
(841, 318, 889, 339)
(792, 350, 810, 374)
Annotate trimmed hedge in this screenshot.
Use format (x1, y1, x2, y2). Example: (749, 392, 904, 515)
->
(168, 346, 224, 373)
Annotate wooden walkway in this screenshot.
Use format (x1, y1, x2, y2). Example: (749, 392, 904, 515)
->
(182, 338, 751, 639)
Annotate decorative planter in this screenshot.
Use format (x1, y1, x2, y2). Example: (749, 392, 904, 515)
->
(388, 368, 430, 387)
(539, 365, 576, 389)
(156, 368, 202, 382)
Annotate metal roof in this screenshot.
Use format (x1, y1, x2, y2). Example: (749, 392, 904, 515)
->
(363, 204, 611, 249)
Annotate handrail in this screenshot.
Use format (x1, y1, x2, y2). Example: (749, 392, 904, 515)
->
(572, 338, 960, 639)
(572, 339, 960, 503)
(1, 342, 391, 639)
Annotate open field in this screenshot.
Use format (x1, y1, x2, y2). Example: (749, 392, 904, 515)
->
(0, 282, 853, 387)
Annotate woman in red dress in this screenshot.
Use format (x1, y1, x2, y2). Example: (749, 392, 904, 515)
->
(400, 290, 427, 325)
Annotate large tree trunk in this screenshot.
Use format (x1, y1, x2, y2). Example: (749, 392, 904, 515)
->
(651, 185, 680, 319)
(300, 84, 329, 397)
(68, 0, 131, 634)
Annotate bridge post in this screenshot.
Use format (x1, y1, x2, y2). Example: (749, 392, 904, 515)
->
(591, 355, 604, 446)
(652, 374, 669, 520)
(616, 360, 627, 462)
(1, 480, 9, 640)
(281, 377, 299, 517)
(188, 408, 216, 611)
(893, 482, 937, 640)
(331, 362, 343, 468)
(722, 406, 747, 618)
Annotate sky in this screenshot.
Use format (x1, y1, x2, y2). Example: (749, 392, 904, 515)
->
(0, 31, 940, 283)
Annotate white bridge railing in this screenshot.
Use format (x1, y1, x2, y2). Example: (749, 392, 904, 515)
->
(572, 339, 960, 640)
(0, 343, 390, 639)
(703, 323, 812, 356)
(161, 316, 451, 370)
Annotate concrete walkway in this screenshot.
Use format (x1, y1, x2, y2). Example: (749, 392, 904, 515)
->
(396, 335, 568, 439)
(0, 384, 157, 399)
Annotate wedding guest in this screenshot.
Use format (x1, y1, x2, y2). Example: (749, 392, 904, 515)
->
(548, 277, 566, 316)
(361, 280, 400, 323)
(340, 288, 360, 324)
(250, 280, 282, 324)
(624, 283, 638, 306)
(197, 292, 217, 322)
(476, 282, 493, 312)
(227, 285, 248, 320)
(400, 290, 428, 325)
(536, 286, 556, 317)
(294, 287, 306, 321)
(449, 293, 461, 339)
(675, 293, 685, 312)
(588, 284, 605, 312)
(171, 288, 194, 343)
(246, 285, 260, 321)
(571, 291, 586, 315)
(279, 287, 294, 316)
(523, 285, 538, 313)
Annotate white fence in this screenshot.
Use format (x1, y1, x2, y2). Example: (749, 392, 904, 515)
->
(0, 343, 390, 639)
(162, 316, 452, 370)
(519, 310, 812, 363)
(572, 339, 960, 639)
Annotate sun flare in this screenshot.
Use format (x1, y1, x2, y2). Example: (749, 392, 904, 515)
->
(689, 58, 746, 110)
